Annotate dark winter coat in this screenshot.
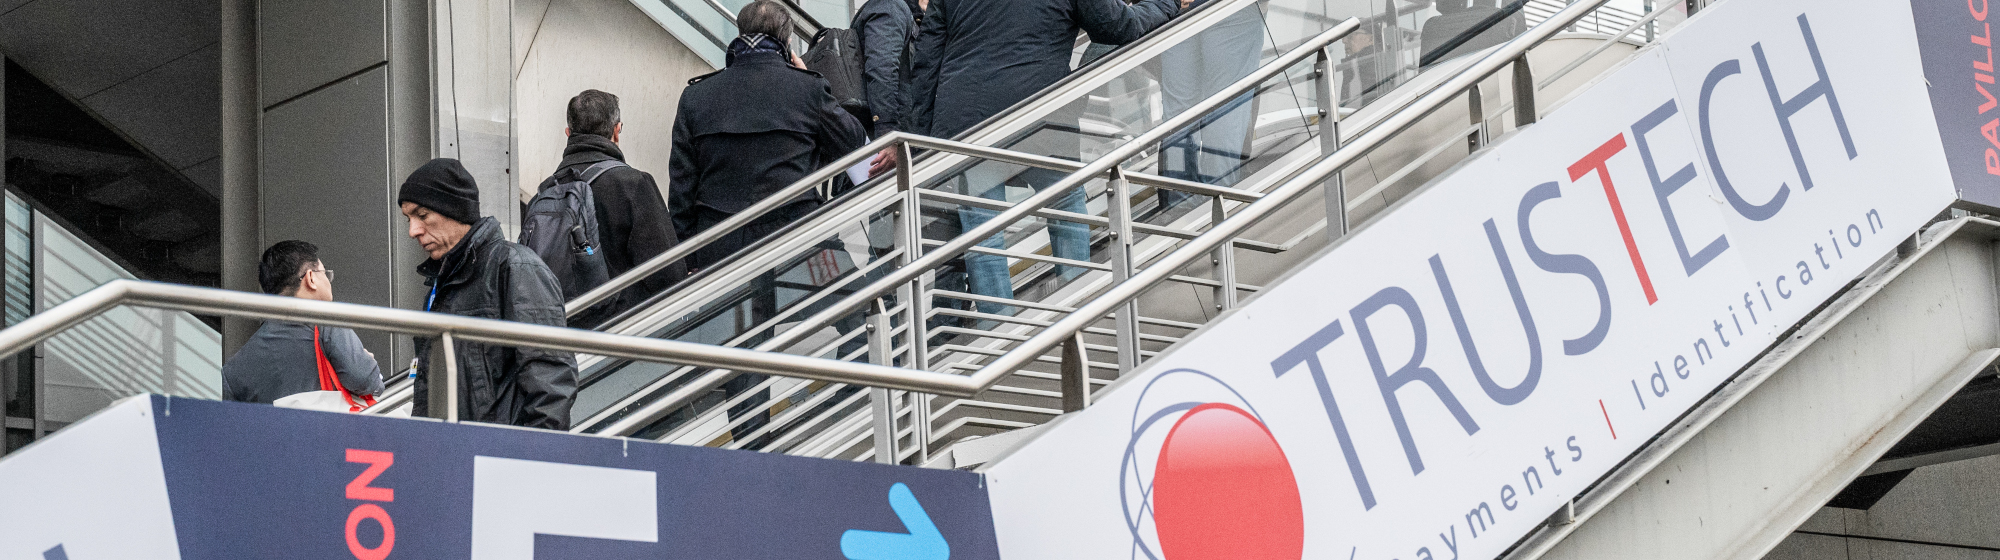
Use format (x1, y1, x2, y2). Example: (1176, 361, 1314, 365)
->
(669, 48, 868, 242)
(855, 0, 922, 136)
(910, 0, 1180, 140)
(536, 134, 687, 326)
(411, 216, 579, 430)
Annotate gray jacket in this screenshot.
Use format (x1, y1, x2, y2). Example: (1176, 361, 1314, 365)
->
(222, 321, 384, 404)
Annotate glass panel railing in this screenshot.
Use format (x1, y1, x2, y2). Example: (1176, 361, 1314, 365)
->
(627, 0, 828, 69)
(3, 192, 33, 452)
(12, 191, 222, 433)
(572, 200, 899, 431)
(567, 0, 1382, 436)
(572, 0, 1574, 448)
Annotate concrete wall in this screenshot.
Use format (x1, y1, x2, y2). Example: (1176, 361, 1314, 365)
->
(514, 0, 713, 204)
(1766, 454, 2000, 559)
(439, 0, 519, 233)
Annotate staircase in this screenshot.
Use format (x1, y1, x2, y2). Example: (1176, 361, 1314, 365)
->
(518, 0, 1669, 469)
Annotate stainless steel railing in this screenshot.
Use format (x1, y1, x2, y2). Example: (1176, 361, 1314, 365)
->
(564, 0, 1270, 319)
(0, 279, 963, 421)
(975, 0, 1617, 381)
(0, 0, 1657, 461)
(597, 0, 1649, 463)
(630, 0, 826, 67)
(587, 17, 1366, 440)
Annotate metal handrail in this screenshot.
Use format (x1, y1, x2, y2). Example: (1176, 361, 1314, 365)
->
(569, 130, 1276, 434)
(564, 0, 1266, 317)
(1538, 0, 1676, 89)
(691, 0, 823, 45)
(563, 132, 1237, 319)
(0, 280, 972, 402)
(590, 18, 1366, 436)
(973, 0, 1613, 380)
(604, 0, 1624, 441)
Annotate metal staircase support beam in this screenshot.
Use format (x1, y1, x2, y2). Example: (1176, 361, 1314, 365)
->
(1508, 218, 2000, 560)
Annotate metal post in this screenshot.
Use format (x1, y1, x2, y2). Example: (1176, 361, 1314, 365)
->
(1381, 0, 1404, 78)
(1512, 55, 1537, 127)
(867, 302, 897, 464)
(1104, 168, 1140, 374)
(219, 0, 259, 358)
(159, 310, 176, 396)
(893, 140, 929, 464)
(27, 209, 40, 439)
(896, 141, 926, 374)
(429, 332, 460, 422)
(1897, 233, 1922, 258)
(1211, 198, 1238, 312)
(1467, 84, 1488, 151)
(1315, 47, 1349, 242)
(1644, 1, 1656, 41)
(1685, 0, 1700, 16)
(29, 341, 39, 438)
(1059, 331, 1090, 412)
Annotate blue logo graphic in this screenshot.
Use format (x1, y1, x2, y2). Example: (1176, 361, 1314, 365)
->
(841, 482, 950, 560)
(43, 545, 67, 560)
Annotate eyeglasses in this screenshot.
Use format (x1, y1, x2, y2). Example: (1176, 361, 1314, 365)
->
(302, 267, 335, 282)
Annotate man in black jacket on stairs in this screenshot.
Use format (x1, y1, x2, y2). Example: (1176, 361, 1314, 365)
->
(538, 89, 686, 328)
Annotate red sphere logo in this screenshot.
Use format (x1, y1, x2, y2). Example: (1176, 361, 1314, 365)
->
(1122, 370, 1306, 560)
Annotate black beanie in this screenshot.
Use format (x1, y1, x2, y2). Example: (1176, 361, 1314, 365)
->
(398, 158, 481, 225)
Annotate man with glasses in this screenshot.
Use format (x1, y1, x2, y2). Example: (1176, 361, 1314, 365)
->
(222, 240, 384, 404)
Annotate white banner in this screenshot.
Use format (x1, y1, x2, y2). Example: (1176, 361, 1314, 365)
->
(983, 1, 1957, 559)
(0, 398, 179, 560)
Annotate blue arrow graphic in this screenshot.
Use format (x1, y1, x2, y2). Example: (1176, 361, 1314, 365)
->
(841, 482, 950, 560)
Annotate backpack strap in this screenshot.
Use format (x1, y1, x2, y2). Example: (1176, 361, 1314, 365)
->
(575, 160, 628, 185)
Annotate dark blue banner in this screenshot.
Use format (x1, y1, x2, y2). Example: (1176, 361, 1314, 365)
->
(1911, 0, 2000, 209)
(148, 396, 997, 560)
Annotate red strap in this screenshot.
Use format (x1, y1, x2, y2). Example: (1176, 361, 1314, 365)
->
(315, 325, 377, 412)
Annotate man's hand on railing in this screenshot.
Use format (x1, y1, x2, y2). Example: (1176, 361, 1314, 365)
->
(869, 148, 899, 179)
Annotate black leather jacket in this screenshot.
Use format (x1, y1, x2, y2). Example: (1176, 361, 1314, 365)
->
(411, 217, 579, 429)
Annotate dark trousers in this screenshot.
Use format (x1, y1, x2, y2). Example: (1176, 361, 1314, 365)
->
(687, 201, 822, 271)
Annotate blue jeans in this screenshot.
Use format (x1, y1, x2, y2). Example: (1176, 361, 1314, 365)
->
(958, 171, 1090, 315)
(1158, 6, 1264, 209)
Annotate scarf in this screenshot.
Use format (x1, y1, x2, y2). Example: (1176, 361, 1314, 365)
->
(726, 33, 786, 66)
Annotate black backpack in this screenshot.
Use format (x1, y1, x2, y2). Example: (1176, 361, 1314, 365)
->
(520, 161, 622, 300)
(804, 27, 868, 119)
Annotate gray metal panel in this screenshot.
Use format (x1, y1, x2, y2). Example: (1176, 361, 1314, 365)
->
(259, 0, 387, 108)
(259, 66, 394, 374)
(81, 43, 220, 171)
(386, 0, 431, 386)
(0, 0, 217, 97)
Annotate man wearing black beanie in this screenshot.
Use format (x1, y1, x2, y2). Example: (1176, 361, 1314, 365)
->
(398, 158, 579, 430)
